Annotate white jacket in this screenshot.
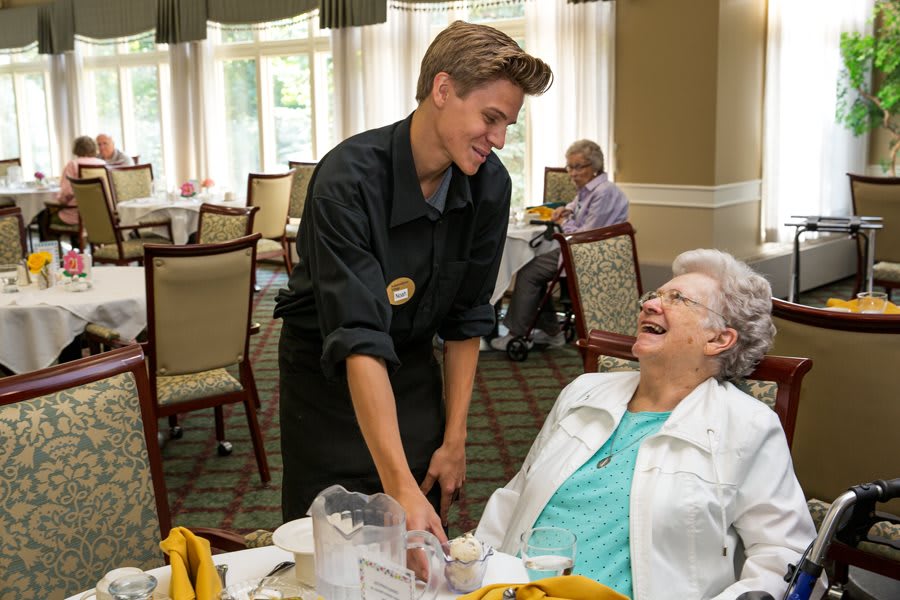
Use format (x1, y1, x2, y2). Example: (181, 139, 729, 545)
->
(476, 372, 820, 600)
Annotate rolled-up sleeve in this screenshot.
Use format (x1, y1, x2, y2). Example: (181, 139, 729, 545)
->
(304, 193, 399, 379)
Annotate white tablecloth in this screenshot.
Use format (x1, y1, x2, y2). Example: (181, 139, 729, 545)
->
(0, 266, 146, 373)
(491, 224, 560, 304)
(65, 545, 528, 600)
(117, 195, 246, 245)
(0, 184, 61, 224)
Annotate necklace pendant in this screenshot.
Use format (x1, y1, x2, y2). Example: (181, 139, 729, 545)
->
(596, 456, 612, 469)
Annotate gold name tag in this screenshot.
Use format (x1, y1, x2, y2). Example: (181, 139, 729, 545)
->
(386, 277, 415, 306)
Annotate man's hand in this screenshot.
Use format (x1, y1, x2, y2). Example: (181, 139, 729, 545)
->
(420, 442, 466, 528)
(391, 483, 448, 545)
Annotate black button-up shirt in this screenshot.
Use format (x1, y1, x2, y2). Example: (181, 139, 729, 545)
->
(275, 113, 510, 379)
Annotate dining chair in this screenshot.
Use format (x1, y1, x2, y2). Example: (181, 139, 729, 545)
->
(0, 156, 21, 178)
(0, 345, 251, 597)
(247, 171, 293, 279)
(144, 234, 270, 483)
(577, 329, 812, 448)
(543, 166, 577, 205)
(556, 221, 644, 345)
(131, 154, 140, 165)
(0, 206, 27, 263)
(849, 173, 900, 300)
(109, 163, 154, 203)
(196, 203, 259, 244)
(79, 163, 113, 202)
(70, 175, 172, 266)
(286, 161, 316, 242)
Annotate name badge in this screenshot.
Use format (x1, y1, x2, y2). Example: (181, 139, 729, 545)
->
(386, 277, 415, 306)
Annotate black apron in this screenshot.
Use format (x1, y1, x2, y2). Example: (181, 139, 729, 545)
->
(279, 322, 445, 521)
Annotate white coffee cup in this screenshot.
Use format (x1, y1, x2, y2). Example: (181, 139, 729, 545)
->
(80, 567, 144, 600)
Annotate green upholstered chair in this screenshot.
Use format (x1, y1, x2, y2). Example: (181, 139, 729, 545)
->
(849, 173, 900, 300)
(144, 234, 270, 483)
(0, 206, 27, 263)
(197, 203, 259, 244)
(247, 171, 293, 278)
(78, 163, 113, 203)
(108, 163, 154, 203)
(578, 329, 812, 449)
(543, 166, 577, 205)
(557, 221, 644, 344)
(286, 161, 316, 244)
(0, 157, 21, 177)
(0, 346, 168, 597)
(70, 176, 172, 266)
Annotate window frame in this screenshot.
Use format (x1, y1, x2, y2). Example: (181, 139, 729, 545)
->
(0, 49, 57, 176)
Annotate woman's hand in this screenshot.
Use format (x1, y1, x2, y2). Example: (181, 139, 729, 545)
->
(552, 206, 572, 223)
(420, 441, 466, 528)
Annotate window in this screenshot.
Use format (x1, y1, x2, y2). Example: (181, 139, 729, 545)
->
(79, 33, 169, 183)
(212, 14, 334, 193)
(0, 44, 55, 177)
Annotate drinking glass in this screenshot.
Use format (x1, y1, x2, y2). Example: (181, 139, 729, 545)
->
(857, 291, 888, 314)
(520, 526, 577, 581)
(0, 264, 18, 293)
(108, 573, 158, 600)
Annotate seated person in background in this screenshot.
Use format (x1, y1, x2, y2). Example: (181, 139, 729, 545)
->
(491, 139, 628, 350)
(477, 249, 820, 599)
(96, 133, 133, 167)
(56, 135, 107, 226)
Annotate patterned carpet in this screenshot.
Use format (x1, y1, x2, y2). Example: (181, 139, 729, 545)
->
(161, 264, 855, 537)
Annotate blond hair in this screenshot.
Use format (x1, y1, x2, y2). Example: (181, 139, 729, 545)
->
(416, 20, 553, 103)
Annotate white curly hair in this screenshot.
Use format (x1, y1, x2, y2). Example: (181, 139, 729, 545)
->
(671, 249, 776, 381)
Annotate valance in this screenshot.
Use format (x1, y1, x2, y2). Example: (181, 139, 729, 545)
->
(72, 0, 157, 40)
(207, 0, 319, 25)
(0, 7, 40, 51)
(319, 0, 387, 28)
(156, 0, 207, 44)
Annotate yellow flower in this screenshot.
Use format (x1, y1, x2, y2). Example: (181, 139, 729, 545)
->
(27, 251, 53, 274)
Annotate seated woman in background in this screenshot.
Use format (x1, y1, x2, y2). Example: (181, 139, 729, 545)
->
(56, 135, 106, 226)
(477, 249, 819, 599)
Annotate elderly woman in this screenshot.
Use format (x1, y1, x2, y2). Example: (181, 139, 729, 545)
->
(56, 135, 106, 225)
(491, 139, 628, 351)
(477, 249, 819, 599)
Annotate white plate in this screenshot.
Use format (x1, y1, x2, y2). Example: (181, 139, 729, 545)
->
(272, 517, 314, 554)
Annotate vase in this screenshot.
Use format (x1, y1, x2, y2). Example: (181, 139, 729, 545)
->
(36, 267, 52, 290)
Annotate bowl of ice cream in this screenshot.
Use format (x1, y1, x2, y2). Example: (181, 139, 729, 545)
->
(442, 533, 493, 594)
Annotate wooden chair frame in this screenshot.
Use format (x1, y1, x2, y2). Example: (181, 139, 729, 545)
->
(69, 175, 172, 266)
(542, 166, 576, 205)
(556, 221, 644, 344)
(0, 157, 21, 177)
(196, 203, 259, 243)
(247, 171, 294, 281)
(144, 234, 270, 483)
(577, 329, 812, 448)
(0, 206, 27, 259)
(108, 163, 155, 203)
(848, 172, 900, 298)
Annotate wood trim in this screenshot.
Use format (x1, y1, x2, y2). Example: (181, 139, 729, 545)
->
(772, 298, 900, 333)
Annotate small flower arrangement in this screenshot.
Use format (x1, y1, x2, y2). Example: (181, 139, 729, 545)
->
(201, 178, 215, 190)
(180, 181, 196, 197)
(27, 251, 54, 289)
(62, 249, 91, 291)
(34, 171, 45, 181)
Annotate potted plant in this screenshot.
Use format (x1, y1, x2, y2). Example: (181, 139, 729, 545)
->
(837, 0, 900, 175)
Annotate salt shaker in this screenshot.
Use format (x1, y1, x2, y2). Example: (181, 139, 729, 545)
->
(108, 573, 158, 600)
(16, 261, 30, 286)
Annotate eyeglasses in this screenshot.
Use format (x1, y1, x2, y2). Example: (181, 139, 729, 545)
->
(565, 163, 592, 171)
(638, 289, 730, 325)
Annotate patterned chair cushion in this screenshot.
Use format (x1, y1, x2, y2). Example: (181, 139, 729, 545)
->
(596, 355, 779, 411)
(0, 372, 164, 597)
(806, 499, 900, 562)
(257, 238, 283, 254)
(570, 236, 640, 336)
(155, 368, 243, 406)
(0, 214, 22, 264)
(93, 238, 170, 261)
(544, 170, 577, 205)
(199, 213, 249, 243)
(874, 261, 900, 283)
(244, 530, 274, 548)
(110, 169, 152, 203)
(288, 167, 314, 220)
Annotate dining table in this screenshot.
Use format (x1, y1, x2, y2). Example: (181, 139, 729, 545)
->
(117, 193, 246, 245)
(0, 181, 61, 225)
(491, 222, 560, 305)
(64, 544, 529, 600)
(0, 266, 146, 374)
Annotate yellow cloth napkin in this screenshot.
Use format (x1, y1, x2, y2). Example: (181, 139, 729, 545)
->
(159, 526, 223, 600)
(525, 206, 554, 220)
(825, 298, 900, 314)
(459, 575, 629, 600)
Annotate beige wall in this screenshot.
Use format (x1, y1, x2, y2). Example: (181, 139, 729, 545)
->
(615, 0, 767, 265)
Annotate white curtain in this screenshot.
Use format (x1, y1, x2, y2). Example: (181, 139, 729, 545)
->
(50, 50, 85, 172)
(762, 0, 873, 243)
(168, 39, 219, 188)
(330, 6, 431, 140)
(525, 0, 616, 198)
